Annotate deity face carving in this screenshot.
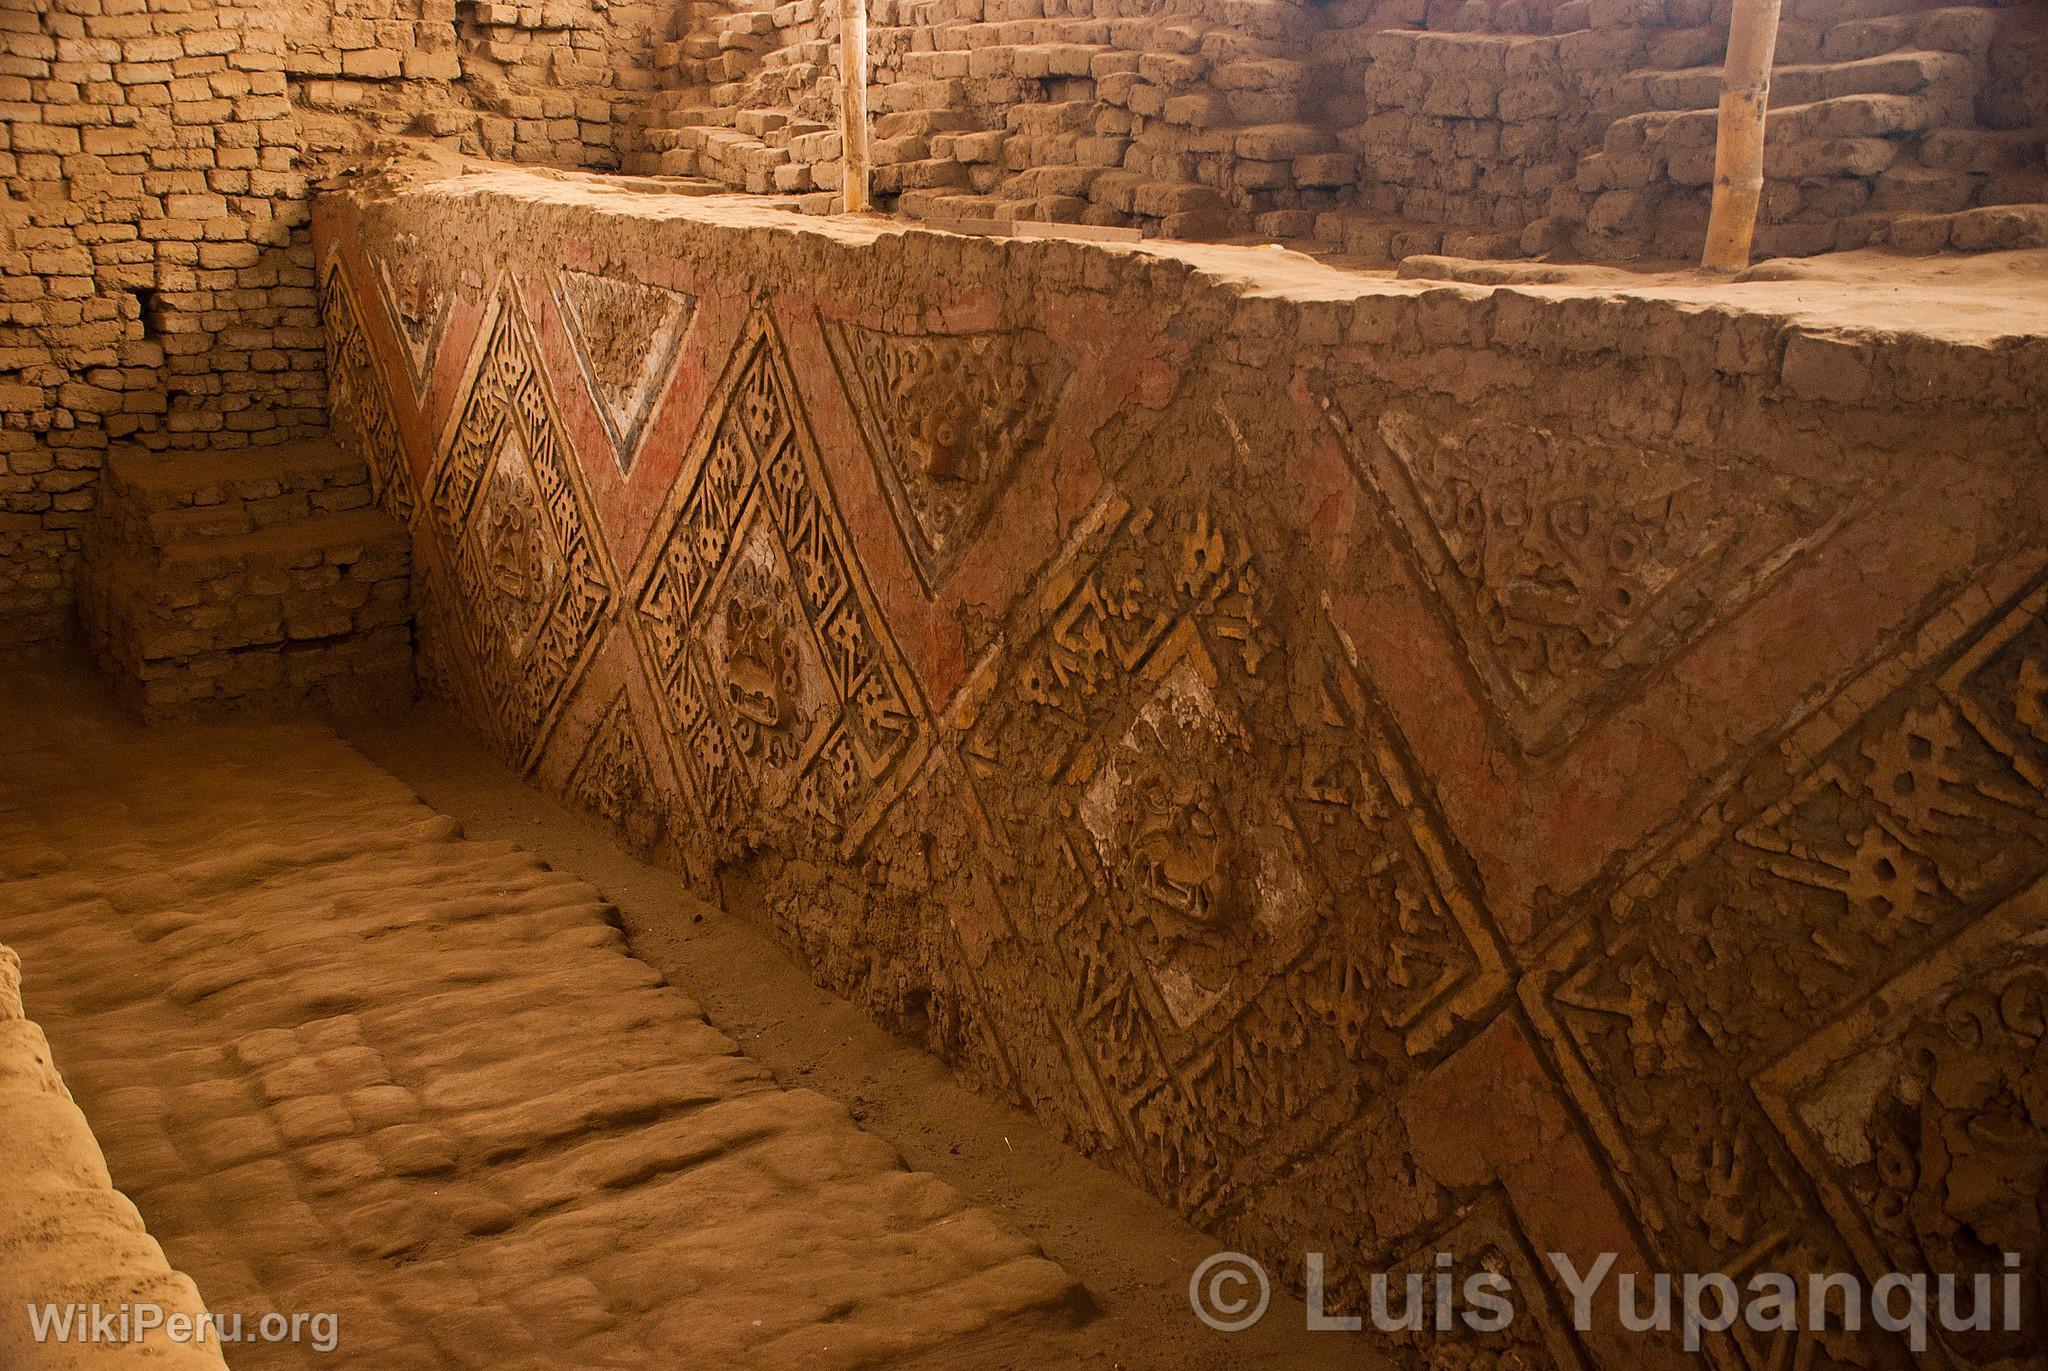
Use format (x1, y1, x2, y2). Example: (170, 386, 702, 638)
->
(476, 450, 552, 634)
(715, 557, 806, 768)
(1127, 760, 1241, 930)
(903, 381, 964, 483)
(482, 497, 536, 605)
(1106, 703, 1256, 975)
(894, 336, 1045, 510)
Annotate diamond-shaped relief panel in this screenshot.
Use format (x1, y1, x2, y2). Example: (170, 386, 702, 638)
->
(1520, 581, 2048, 1371)
(954, 487, 1511, 1215)
(563, 686, 680, 862)
(425, 284, 616, 768)
(1756, 884, 2047, 1366)
(629, 315, 926, 858)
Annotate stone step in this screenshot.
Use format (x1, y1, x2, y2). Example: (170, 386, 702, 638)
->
(716, 10, 777, 40)
(874, 108, 982, 138)
(872, 156, 973, 193)
(1309, 208, 1455, 262)
(1003, 100, 1095, 136)
(155, 507, 408, 575)
(80, 512, 413, 726)
(735, 107, 788, 136)
(872, 78, 965, 114)
(1782, 0, 1935, 23)
(80, 438, 416, 719)
(994, 164, 1100, 197)
(897, 189, 1019, 222)
(927, 127, 1003, 164)
(102, 441, 367, 519)
(871, 130, 933, 165)
(1916, 127, 2048, 176)
(1882, 201, 2048, 253)
(1603, 92, 1952, 180)
(632, 147, 701, 176)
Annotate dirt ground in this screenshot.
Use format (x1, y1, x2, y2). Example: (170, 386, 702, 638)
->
(345, 697, 1374, 1371)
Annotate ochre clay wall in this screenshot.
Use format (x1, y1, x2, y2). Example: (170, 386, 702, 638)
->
(320, 166, 2048, 1366)
(0, 0, 665, 645)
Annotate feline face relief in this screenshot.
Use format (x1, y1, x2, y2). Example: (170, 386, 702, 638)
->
(722, 587, 793, 735)
(1128, 763, 1241, 931)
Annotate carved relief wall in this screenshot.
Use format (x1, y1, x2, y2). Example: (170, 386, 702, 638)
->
(317, 179, 2048, 1368)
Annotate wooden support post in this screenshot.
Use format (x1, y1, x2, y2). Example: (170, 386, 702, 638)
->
(838, 0, 869, 214)
(1701, 0, 1783, 271)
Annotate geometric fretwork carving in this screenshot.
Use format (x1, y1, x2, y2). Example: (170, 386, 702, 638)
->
(1379, 1192, 1598, 1370)
(1319, 390, 1865, 758)
(1758, 884, 2047, 1369)
(552, 268, 695, 472)
(321, 255, 417, 524)
(956, 485, 1511, 1221)
(629, 314, 924, 856)
(426, 285, 616, 768)
(1525, 578, 2048, 1369)
(821, 317, 1069, 592)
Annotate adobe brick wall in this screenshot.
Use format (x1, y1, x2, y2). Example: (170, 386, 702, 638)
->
(0, 0, 664, 647)
(632, 0, 2048, 259)
(321, 164, 2048, 1367)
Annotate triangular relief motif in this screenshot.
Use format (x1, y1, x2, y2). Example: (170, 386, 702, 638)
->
(1316, 389, 1868, 758)
(319, 255, 418, 524)
(369, 234, 455, 399)
(552, 268, 695, 471)
(821, 317, 1069, 591)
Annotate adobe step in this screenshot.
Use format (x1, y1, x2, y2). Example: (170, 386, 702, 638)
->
(1598, 92, 1955, 188)
(80, 443, 414, 722)
(1881, 201, 2048, 253)
(100, 440, 368, 517)
(1819, 4, 2001, 62)
(96, 441, 375, 555)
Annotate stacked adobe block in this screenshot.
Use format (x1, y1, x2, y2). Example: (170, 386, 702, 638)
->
(77, 442, 413, 720)
(0, 0, 664, 647)
(629, 0, 2048, 260)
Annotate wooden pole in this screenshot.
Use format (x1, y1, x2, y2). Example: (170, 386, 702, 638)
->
(1701, 0, 1783, 271)
(838, 0, 869, 213)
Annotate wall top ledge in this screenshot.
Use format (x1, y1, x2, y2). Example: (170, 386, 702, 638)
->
(324, 159, 2048, 355)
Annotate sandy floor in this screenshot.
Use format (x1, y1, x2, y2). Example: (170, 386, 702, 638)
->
(345, 699, 1375, 1371)
(0, 654, 1088, 1370)
(0, 652, 1366, 1369)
